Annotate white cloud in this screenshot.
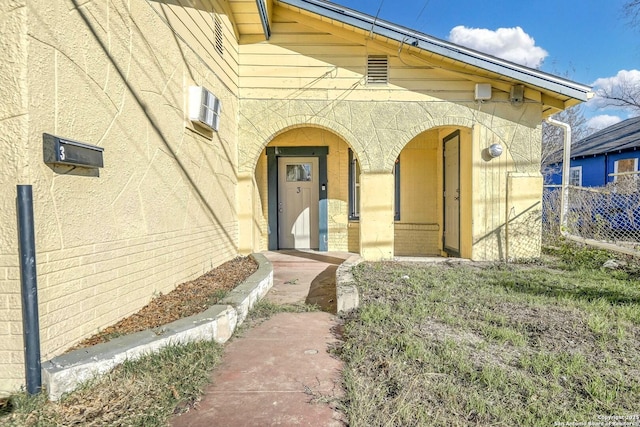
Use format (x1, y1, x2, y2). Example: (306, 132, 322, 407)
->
(591, 69, 640, 91)
(588, 69, 640, 111)
(586, 115, 622, 133)
(448, 26, 548, 68)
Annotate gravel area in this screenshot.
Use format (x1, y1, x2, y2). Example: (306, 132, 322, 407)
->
(67, 256, 258, 352)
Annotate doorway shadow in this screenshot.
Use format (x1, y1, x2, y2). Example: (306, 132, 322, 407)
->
(305, 265, 339, 313)
(277, 249, 348, 266)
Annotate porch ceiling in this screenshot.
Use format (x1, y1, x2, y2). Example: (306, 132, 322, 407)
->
(228, 0, 271, 37)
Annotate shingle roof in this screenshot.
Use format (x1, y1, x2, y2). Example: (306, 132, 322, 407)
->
(277, 0, 592, 102)
(572, 116, 640, 158)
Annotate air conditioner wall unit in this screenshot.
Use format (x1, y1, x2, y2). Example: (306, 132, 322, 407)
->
(188, 86, 221, 131)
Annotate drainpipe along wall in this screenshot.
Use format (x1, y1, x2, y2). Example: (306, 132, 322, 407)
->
(545, 117, 572, 238)
(17, 185, 42, 395)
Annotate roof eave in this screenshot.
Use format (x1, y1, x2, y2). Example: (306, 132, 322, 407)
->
(278, 0, 592, 102)
(257, 0, 272, 39)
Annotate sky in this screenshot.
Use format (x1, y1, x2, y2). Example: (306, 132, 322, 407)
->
(330, 0, 640, 133)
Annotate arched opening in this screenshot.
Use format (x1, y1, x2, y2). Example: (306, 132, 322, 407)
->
(253, 126, 354, 252)
(392, 126, 472, 257)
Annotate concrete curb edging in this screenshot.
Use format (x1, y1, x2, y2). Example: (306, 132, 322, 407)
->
(42, 253, 273, 401)
(335, 253, 363, 313)
(220, 253, 273, 324)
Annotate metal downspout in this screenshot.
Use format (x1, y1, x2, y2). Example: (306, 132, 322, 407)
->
(545, 117, 572, 238)
(17, 185, 42, 395)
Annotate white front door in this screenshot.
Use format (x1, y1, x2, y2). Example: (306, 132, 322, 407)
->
(444, 132, 460, 256)
(278, 157, 319, 249)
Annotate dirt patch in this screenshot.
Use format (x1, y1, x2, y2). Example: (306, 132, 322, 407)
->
(488, 302, 596, 351)
(67, 256, 258, 352)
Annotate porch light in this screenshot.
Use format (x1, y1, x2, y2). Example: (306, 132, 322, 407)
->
(488, 143, 503, 158)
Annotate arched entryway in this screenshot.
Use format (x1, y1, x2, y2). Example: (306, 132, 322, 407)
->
(265, 146, 328, 251)
(391, 126, 472, 258)
(253, 126, 353, 252)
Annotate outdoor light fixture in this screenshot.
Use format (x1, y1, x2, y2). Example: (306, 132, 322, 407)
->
(488, 143, 503, 158)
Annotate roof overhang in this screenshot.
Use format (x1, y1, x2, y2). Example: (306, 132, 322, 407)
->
(276, 0, 593, 113)
(228, 0, 272, 40)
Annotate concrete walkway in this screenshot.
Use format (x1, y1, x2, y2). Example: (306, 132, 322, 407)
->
(171, 250, 352, 427)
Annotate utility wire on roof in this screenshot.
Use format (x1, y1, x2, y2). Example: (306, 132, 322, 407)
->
(413, 0, 430, 31)
(280, 0, 591, 101)
(399, 0, 430, 48)
(369, 0, 385, 38)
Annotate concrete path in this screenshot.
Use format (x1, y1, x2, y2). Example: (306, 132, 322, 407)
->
(171, 250, 352, 427)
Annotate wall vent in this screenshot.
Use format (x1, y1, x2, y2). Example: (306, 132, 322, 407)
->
(214, 15, 224, 56)
(367, 55, 388, 84)
(189, 86, 221, 132)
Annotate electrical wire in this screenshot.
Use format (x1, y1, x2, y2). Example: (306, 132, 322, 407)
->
(369, 0, 385, 38)
(374, 0, 385, 21)
(413, 0, 430, 31)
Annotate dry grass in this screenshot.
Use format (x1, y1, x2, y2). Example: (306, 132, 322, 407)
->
(3, 339, 223, 426)
(1, 256, 258, 426)
(335, 247, 640, 426)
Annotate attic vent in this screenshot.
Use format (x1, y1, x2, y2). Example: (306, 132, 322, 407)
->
(367, 55, 388, 84)
(189, 86, 221, 132)
(214, 15, 224, 56)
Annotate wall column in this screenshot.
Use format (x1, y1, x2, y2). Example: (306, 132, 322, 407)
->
(237, 172, 254, 255)
(359, 172, 395, 260)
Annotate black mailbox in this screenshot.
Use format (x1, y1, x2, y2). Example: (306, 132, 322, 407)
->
(43, 133, 104, 168)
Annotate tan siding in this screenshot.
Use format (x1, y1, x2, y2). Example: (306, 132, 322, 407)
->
(239, 8, 483, 104)
(239, 10, 368, 94)
(149, 0, 240, 92)
(241, 53, 364, 68)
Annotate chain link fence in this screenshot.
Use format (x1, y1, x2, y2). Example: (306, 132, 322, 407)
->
(543, 173, 640, 255)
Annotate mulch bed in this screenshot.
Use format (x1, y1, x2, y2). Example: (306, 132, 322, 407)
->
(67, 256, 258, 352)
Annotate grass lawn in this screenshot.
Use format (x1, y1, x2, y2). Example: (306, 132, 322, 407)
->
(2, 338, 225, 426)
(335, 247, 640, 426)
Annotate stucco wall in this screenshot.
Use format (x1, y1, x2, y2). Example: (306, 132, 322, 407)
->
(238, 97, 543, 260)
(240, 98, 541, 174)
(0, 0, 28, 396)
(0, 0, 551, 395)
(471, 119, 543, 261)
(235, 1, 548, 261)
(0, 0, 240, 395)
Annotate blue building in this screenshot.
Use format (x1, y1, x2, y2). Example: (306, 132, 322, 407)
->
(544, 116, 640, 237)
(547, 116, 640, 187)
